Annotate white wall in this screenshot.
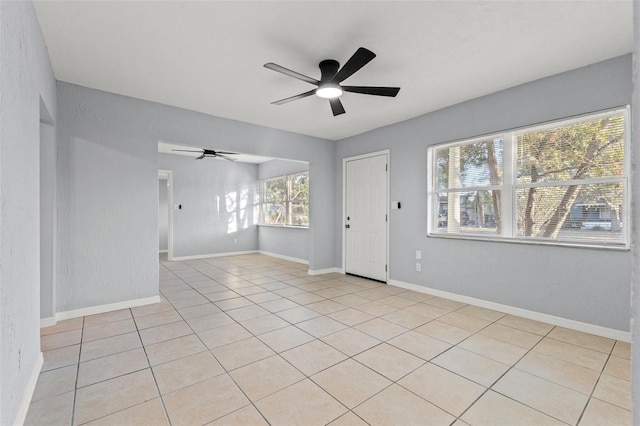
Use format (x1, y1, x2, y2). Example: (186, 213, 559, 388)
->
(336, 54, 633, 332)
(158, 179, 168, 252)
(0, 2, 57, 424)
(158, 153, 259, 258)
(258, 159, 310, 262)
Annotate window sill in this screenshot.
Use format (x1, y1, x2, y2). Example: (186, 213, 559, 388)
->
(258, 224, 309, 230)
(427, 232, 629, 251)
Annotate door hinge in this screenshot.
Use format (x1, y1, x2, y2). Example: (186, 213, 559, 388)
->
(385, 164, 388, 171)
(385, 264, 388, 272)
(385, 214, 388, 222)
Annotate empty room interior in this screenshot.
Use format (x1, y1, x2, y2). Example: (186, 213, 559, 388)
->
(2, 1, 639, 425)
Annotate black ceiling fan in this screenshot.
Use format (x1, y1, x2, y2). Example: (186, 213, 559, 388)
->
(264, 47, 400, 116)
(172, 148, 238, 161)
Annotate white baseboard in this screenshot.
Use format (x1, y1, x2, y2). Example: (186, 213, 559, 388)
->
(40, 317, 56, 328)
(158, 250, 168, 254)
(53, 296, 161, 323)
(308, 267, 341, 276)
(389, 279, 630, 342)
(258, 250, 309, 265)
(14, 352, 43, 426)
(170, 250, 258, 261)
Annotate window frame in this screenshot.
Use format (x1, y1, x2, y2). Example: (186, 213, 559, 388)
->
(258, 171, 309, 228)
(427, 106, 630, 250)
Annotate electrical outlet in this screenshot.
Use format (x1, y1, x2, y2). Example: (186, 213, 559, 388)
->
(416, 250, 422, 260)
(416, 263, 421, 272)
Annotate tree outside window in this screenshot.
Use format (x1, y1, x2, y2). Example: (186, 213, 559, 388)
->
(259, 172, 309, 227)
(429, 107, 628, 247)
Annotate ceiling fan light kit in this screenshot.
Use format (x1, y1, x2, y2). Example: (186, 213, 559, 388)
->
(264, 47, 400, 116)
(315, 84, 343, 99)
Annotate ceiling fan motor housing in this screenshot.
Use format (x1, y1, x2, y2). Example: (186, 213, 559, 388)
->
(319, 59, 340, 81)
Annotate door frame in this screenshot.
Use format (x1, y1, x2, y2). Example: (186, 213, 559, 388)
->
(158, 170, 174, 260)
(342, 149, 390, 283)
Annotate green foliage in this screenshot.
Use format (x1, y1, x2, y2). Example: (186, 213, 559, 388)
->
(260, 172, 309, 226)
(436, 112, 626, 241)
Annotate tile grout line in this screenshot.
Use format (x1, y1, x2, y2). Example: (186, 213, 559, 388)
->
(160, 262, 274, 426)
(36, 254, 630, 425)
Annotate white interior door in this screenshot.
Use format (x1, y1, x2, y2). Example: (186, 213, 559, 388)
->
(345, 153, 388, 282)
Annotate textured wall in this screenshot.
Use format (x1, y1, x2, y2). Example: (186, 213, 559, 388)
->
(631, 2, 639, 420)
(158, 179, 168, 251)
(56, 81, 336, 312)
(40, 122, 56, 319)
(258, 159, 309, 179)
(258, 159, 310, 261)
(0, 2, 57, 424)
(335, 55, 633, 331)
(158, 153, 258, 257)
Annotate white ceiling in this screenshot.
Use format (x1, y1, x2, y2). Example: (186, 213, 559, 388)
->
(158, 141, 274, 163)
(34, 1, 632, 141)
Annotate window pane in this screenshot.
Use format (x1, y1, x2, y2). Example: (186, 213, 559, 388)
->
(433, 190, 500, 236)
(265, 178, 286, 202)
(515, 182, 624, 243)
(289, 173, 309, 201)
(435, 138, 503, 189)
(516, 114, 625, 184)
(262, 203, 286, 225)
(289, 201, 309, 226)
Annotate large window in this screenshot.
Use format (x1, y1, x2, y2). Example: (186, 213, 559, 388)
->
(259, 171, 309, 227)
(428, 107, 629, 248)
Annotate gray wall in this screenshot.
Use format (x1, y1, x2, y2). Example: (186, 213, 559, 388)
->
(0, 2, 57, 424)
(259, 159, 309, 178)
(158, 179, 168, 252)
(336, 54, 633, 331)
(631, 2, 639, 421)
(40, 122, 57, 319)
(158, 153, 258, 257)
(258, 159, 310, 262)
(56, 81, 336, 312)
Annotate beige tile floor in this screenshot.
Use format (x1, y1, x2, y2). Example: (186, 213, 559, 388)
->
(27, 254, 632, 425)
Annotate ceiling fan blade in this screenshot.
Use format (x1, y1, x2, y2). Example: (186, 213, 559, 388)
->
(264, 63, 319, 85)
(329, 98, 345, 116)
(172, 149, 204, 153)
(272, 89, 316, 105)
(212, 151, 238, 155)
(342, 86, 400, 97)
(333, 47, 376, 83)
(215, 154, 237, 162)
(196, 153, 206, 159)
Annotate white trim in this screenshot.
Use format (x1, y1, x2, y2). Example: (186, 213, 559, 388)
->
(54, 296, 161, 322)
(308, 267, 341, 276)
(389, 279, 630, 342)
(170, 250, 258, 261)
(258, 250, 308, 265)
(342, 149, 390, 283)
(14, 352, 43, 426)
(40, 317, 56, 328)
(158, 250, 168, 254)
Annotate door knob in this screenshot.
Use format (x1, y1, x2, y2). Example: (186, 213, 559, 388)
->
(345, 224, 350, 229)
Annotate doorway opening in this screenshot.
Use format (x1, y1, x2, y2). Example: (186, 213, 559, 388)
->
(40, 97, 56, 324)
(158, 170, 174, 260)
